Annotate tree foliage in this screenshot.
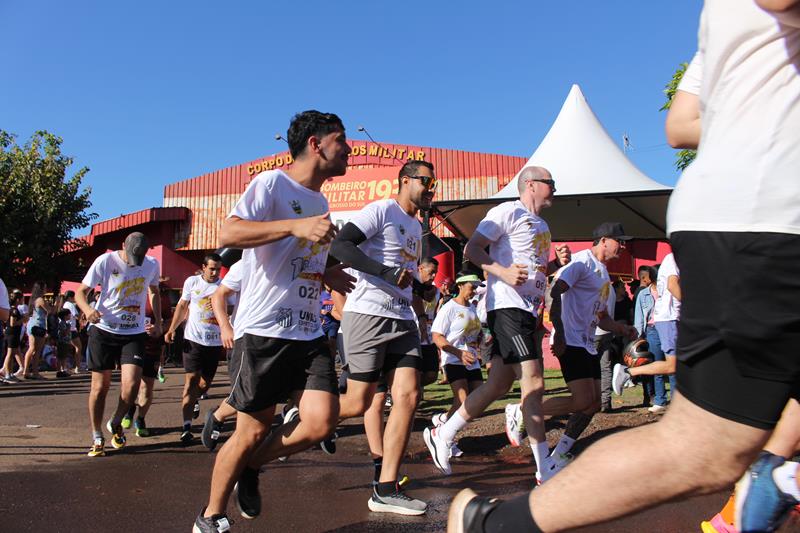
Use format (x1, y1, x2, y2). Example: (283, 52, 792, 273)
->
(661, 62, 697, 171)
(0, 130, 96, 288)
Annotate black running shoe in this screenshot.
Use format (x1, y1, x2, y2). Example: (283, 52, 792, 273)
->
(235, 466, 261, 519)
(193, 401, 201, 420)
(320, 431, 338, 455)
(181, 429, 194, 443)
(193, 508, 232, 533)
(201, 410, 225, 451)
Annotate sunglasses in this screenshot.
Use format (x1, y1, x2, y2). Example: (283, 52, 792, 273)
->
(406, 174, 439, 192)
(532, 179, 556, 191)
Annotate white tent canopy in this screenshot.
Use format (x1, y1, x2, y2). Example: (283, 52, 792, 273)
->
(434, 84, 672, 241)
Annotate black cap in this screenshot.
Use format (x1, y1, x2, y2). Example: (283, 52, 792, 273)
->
(124, 232, 149, 266)
(593, 222, 632, 241)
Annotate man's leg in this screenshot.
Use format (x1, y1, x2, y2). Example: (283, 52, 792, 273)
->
(380, 366, 420, 484)
(338, 378, 380, 419)
(182, 372, 203, 422)
(426, 357, 515, 474)
(456, 357, 515, 422)
(455, 393, 770, 532)
(204, 408, 273, 517)
(137, 376, 154, 417)
(246, 390, 339, 467)
(364, 390, 387, 460)
(111, 363, 143, 426)
(89, 370, 112, 434)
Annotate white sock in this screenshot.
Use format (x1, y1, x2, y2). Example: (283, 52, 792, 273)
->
(438, 411, 468, 444)
(531, 441, 551, 472)
(551, 435, 576, 457)
(773, 461, 800, 501)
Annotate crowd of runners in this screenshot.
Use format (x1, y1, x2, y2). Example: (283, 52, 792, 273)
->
(1, 1, 799, 531)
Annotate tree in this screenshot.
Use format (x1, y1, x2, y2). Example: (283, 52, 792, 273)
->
(0, 130, 96, 289)
(660, 62, 697, 172)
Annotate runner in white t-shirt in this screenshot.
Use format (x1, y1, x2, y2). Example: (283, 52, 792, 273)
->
(612, 252, 681, 402)
(544, 223, 637, 472)
(424, 166, 570, 485)
(330, 160, 437, 516)
(165, 253, 227, 443)
(448, 4, 800, 530)
(201, 258, 246, 452)
(431, 272, 485, 458)
(195, 111, 356, 532)
(75, 232, 162, 458)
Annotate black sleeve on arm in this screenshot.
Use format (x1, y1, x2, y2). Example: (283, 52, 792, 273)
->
(331, 223, 399, 281)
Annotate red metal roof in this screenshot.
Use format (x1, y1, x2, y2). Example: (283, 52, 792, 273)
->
(162, 141, 526, 250)
(89, 207, 190, 237)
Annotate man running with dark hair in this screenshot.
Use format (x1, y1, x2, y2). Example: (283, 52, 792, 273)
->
(165, 252, 227, 443)
(193, 110, 355, 533)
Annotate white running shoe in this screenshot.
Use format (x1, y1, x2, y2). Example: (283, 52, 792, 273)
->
(648, 404, 667, 414)
(504, 403, 524, 447)
(423, 427, 452, 475)
(612, 364, 633, 395)
(432, 412, 448, 427)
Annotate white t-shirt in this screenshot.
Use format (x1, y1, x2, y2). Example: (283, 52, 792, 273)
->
(431, 299, 482, 371)
(667, 1, 800, 236)
(180, 275, 225, 346)
(229, 170, 330, 341)
(221, 260, 245, 339)
(81, 251, 160, 335)
(653, 253, 681, 322)
(0, 279, 8, 312)
(474, 200, 551, 315)
(343, 199, 422, 321)
(551, 249, 611, 354)
(420, 287, 440, 346)
(63, 301, 79, 331)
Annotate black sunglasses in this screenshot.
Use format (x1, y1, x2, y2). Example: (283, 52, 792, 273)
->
(532, 179, 556, 191)
(405, 174, 439, 191)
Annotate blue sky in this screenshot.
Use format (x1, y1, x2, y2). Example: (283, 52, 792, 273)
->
(2, 1, 702, 229)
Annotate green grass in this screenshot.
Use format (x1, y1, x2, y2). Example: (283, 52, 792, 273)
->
(419, 368, 648, 417)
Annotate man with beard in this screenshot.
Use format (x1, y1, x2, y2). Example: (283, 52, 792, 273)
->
(329, 160, 437, 515)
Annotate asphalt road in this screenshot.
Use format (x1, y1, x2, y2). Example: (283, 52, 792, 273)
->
(1, 367, 797, 533)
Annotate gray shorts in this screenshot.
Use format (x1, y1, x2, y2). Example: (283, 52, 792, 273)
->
(341, 311, 421, 382)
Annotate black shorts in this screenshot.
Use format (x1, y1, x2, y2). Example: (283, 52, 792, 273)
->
(227, 333, 338, 413)
(28, 326, 46, 339)
(672, 231, 800, 429)
(87, 327, 147, 371)
(487, 308, 541, 364)
(444, 364, 484, 384)
(5, 326, 21, 349)
(558, 345, 601, 382)
(420, 344, 440, 373)
(183, 340, 223, 380)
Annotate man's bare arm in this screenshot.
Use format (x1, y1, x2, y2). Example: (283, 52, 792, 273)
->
(465, 232, 528, 286)
(666, 90, 701, 149)
(219, 213, 336, 249)
(667, 275, 682, 302)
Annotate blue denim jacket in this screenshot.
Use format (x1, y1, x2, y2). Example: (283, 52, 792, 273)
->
(633, 288, 655, 336)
